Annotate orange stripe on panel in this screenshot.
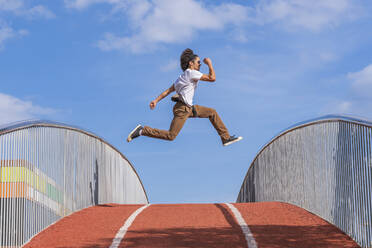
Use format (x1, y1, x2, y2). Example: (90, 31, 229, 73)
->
(0, 182, 27, 198)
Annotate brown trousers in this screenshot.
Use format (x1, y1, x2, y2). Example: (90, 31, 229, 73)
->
(142, 102, 230, 142)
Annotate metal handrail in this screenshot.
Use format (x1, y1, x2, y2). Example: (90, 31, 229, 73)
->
(252, 115, 372, 168)
(237, 114, 372, 247)
(0, 119, 148, 202)
(0, 120, 148, 247)
(239, 114, 372, 189)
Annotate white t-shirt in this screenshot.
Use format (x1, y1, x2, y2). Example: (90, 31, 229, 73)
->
(174, 69, 203, 106)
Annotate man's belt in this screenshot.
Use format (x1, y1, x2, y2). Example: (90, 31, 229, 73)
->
(171, 94, 181, 103)
(171, 94, 197, 117)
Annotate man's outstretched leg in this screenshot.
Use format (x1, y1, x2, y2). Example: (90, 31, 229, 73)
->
(127, 102, 191, 142)
(192, 105, 242, 146)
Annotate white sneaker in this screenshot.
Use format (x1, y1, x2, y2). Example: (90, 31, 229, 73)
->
(223, 135, 243, 146)
(127, 125, 143, 142)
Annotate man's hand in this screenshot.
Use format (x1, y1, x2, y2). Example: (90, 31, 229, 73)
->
(150, 100, 157, 110)
(203, 58, 212, 65)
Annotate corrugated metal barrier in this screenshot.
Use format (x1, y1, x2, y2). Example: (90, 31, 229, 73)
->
(0, 120, 148, 247)
(237, 115, 372, 247)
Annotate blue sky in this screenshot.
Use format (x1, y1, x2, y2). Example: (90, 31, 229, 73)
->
(1, 0, 372, 203)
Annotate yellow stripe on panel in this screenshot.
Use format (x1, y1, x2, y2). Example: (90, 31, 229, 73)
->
(0, 167, 32, 183)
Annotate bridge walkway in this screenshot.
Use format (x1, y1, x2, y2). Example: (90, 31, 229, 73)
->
(24, 202, 359, 248)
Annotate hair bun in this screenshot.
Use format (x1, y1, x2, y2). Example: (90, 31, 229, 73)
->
(182, 48, 194, 56)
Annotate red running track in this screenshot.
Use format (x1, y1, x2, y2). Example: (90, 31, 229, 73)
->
(24, 202, 360, 248)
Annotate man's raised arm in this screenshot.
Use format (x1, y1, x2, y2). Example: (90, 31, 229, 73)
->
(200, 58, 216, 82)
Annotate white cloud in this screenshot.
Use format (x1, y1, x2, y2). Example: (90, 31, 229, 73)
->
(0, 93, 55, 125)
(66, 0, 248, 52)
(0, 0, 55, 18)
(0, 24, 28, 49)
(0, 26, 15, 48)
(25, 5, 56, 19)
(64, 0, 122, 10)
(230, 29, 250, 43)
(66, 0, 365, 53)
(0, 0, 23, 11)
(321, 64, 372, 118)
(96, 32, 144, 52)
(123, 0, 151, 24)
(253, 0, 361, 31)
(0, 0, 54, 50)
(94, 0, 249, 52)
(348, 64, 372, 96)
(160, 59, 178, 72)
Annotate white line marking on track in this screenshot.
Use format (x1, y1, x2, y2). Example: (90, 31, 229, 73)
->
(225, 203, 257, 248)
(109, 204, 151, 248)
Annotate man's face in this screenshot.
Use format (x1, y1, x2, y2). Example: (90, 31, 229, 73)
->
(191, 57, 201, 71)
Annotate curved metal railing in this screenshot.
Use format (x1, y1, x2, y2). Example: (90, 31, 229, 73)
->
(0, 120, 148, 247)
(237, 115, 372, 247)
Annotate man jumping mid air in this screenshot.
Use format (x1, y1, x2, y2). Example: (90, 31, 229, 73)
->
(127, 48, 242, 146)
